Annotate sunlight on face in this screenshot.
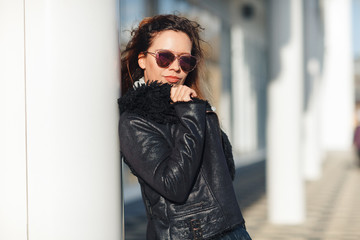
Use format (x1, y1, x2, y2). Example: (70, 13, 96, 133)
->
(138, 30, 192, 85)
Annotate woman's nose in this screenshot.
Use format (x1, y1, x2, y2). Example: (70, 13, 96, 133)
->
(168, 58, 181, 72)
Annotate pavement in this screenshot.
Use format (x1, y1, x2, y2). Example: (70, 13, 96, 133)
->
(124, 153, 360, 240)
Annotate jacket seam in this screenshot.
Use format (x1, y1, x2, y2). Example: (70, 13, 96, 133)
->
(164, 196, 171, 239)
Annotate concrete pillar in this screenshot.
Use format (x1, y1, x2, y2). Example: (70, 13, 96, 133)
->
(219, 21, 233, 137)
(1, 1, 27, 239)
(231, 25, 258, 154)
(230, 25, 244, 153)
(303, 58, 322, 181)
(303, 0, 324, 181)
(267, 0, 305, 224)
(321, 0, 354, 152)
(1, 0, 121, 239)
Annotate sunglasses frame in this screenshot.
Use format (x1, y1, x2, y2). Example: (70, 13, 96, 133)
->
(144, 49, 198, 73)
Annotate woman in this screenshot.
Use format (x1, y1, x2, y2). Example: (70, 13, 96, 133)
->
(118, 14, 252, 240)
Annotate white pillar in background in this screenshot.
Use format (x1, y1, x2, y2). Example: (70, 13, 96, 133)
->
(303, 58, 322, 181)
(267, 0, 305, 224)
(1, 1, 27, 239)
(321, 0, 354, 152)
(231, 25, 248, 153)
(231, 25, 257, 154)
(219, 21, 233, 138)
(1, 0, 121, 239)
(303, 0, 323, 181)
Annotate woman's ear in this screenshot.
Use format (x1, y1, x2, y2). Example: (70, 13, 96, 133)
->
(138, 53, 146, 69)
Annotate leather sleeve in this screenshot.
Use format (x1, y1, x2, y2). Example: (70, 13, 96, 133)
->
(221, 130, 236, 181)
(119, 101, 206, 203)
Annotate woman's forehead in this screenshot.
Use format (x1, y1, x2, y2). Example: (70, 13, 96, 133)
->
(149, 30, 192, 53)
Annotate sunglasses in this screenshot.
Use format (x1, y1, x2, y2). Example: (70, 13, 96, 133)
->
(144, 50, 198, 73)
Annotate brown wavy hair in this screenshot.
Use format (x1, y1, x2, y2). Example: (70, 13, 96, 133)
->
(121, 14, 205, 98)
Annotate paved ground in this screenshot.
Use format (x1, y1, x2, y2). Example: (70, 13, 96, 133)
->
(244, 153, 360, 240)
(124, 153, 360, 240)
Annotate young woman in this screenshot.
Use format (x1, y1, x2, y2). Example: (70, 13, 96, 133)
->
(118, 14, 252, 240)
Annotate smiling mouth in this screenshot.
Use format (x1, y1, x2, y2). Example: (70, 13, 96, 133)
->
(164, 76, 181, 84)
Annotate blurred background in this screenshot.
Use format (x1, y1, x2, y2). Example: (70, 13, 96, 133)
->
(1, 0, 359, 239)
(120, 0, 360, 239)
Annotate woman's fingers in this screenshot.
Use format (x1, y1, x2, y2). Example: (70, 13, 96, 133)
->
(181, 88, 196, 101)
(170, 86, 180, 101)
(170, 85, 197, 102)
(190, 89, 197, 98)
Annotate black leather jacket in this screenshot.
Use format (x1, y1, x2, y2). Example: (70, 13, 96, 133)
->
(118, 82, 245, 240)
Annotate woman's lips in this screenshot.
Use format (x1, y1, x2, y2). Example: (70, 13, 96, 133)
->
(164, 76, 181, 84)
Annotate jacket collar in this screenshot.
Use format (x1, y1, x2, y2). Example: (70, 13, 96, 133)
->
(118, 81, 179, 124)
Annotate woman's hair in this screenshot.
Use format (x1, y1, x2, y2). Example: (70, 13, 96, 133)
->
(121, 14, 205, 98)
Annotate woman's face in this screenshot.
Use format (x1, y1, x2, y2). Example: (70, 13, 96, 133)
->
(138, 30, 193, 85)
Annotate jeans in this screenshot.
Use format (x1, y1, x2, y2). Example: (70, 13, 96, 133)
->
(216, 225, 252, 240)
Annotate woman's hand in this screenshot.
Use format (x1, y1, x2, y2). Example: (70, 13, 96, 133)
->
(170, 85, 197, 102)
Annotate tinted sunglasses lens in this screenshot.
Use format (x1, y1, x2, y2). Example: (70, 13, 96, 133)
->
(156, 51, 175, 68)
(179, 56, 197, 72)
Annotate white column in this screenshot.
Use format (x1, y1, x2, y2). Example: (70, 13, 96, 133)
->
(1, 1, 28, 239)
(321, 0, 354, 152)
(231, 25, 248, 153)
(219, 21, 232, 137)
(303, 58, 322, 181)
(267, 0, 305, 224)
(1, 0, 121, 239)
(303, 0, 323, 181)
(231, 26, 257, 154)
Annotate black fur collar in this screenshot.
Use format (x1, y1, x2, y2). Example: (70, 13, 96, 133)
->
(118, 81, 179, 124)
(118, 81, 236, 181)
